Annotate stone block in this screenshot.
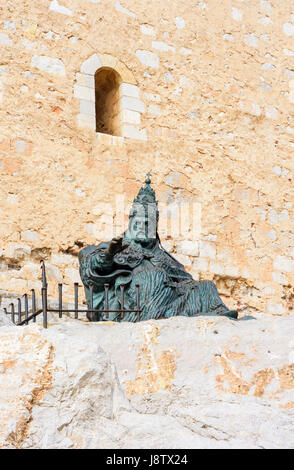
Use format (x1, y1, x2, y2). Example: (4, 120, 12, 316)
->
(285, 69, 294, 79)
(274, 255, 294, 273)
(3, 21, 15, 31)
(49, 0, 73, 16)
(199, 241, 216, 259)
(210, 262, 225, 275)
(136, 50, 159, 68)
(266, 229, 276, 240)
(5, 243, 31, 259)
(99, 54, 118, 69)
(140, 24, 155, 36)
(175, 17, 185, 29)
(144, 92, 161, 102)
(81, 54, 101, 75)
(120, 109, 141, 125)
(20, 262, 40, 278)
(1, 278, 28, 293)
(76, 72, 95, 88)
(111, 136, 124, 146)
(14, 140, 26, 153)
(244, 33, 258, 48)
(46, 263, 63, 282)
(120, 83, 139, 99)
(74, 85, 95, 101)
(224, 266, 239, 277)
(232, 7, 242, 21)
(152, 41, 175, 53)
(265, 106, 278, 119)
(176, 240, 199, 256)
(65, 267, 80, 284)
(179, 47, 192, 55)
(283, 23, 294, 36)
(0, 33, 12, 47)
(192, 257, 208, 271)
(77, 114, 96, 129)
(80, 99, 96, 116)
(259, 81, 272, 91)
(272, 271, 287, 285)
(120, 96, 145, 113)
(223, 33, 234, 41)
(175, 254, 191, 266)
(115, 62, 137, 85)
(160, 241, 174, 252)
(31, 55, 65, 76)
(262, 62, 276, 71)
(121, 124, 147, 141)
(267, 302, 286, 315)
(148, 104, 161, 116)
(269, 209, 278, 224)
(6, 194, 18, 204)
(27, 280, 42, 291)
(284, 48, 294, 56)
(21, 230, 40, 243)
(115, 0, 136, 17)
(51, 253, 77, 266)
(239, 100, 261, 116)
(96, 133, 113, 145)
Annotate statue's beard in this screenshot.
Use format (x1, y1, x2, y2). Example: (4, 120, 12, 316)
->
(135, 238, 156, 248)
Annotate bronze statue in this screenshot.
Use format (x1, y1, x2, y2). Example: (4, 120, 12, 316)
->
(79, 174, 238, 322)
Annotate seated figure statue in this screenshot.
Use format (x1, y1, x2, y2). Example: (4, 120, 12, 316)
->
(78, 174, 238, 322)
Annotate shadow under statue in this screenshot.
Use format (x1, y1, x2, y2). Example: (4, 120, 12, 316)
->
(78, 174, 238, 322)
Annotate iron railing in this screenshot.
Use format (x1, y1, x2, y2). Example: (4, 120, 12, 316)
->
(4, 261, 141, 328)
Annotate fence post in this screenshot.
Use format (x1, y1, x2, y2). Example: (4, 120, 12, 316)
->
(104, 284, 109, 319)
(10, 303, 15, 324)
(74, 283, 79, 319)
(31, 289, 36, 323)
(24, 294, 29, 325)
(120, 284, 125, 320)
(136, 284, 140, 322)
(42, 287, 48, 329)
(58, 283, 62, 318)
(89, 283, 94, 313)
(17, 298, 21, 324)
(41, 260, 47, 289)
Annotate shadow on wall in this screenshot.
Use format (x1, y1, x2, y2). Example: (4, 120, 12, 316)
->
(95, 67, 121, 136)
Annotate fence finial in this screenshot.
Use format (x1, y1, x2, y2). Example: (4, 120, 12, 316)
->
(41, 260, 47, 289)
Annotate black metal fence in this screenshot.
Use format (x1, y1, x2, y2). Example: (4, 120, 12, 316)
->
(4, 261, 141, 328)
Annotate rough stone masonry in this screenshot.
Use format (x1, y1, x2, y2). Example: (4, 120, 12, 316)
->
(0, 0, 293, 317)
(1, 314, 294, 448)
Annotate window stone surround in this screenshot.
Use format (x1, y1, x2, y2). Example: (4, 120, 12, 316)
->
(74, 53, 147, 143)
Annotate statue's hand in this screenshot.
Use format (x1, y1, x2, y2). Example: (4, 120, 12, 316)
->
(107, 236, 123, 257)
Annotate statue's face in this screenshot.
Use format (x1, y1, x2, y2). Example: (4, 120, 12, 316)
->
(128, 214, 156, 241)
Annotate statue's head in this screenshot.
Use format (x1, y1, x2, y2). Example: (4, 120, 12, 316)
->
(124, 173, 159, 244)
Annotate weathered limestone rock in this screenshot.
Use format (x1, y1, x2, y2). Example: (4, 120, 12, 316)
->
(1, 315, 294, 448)
(0, 322, 131, 449)
(0, 310, 12, 326)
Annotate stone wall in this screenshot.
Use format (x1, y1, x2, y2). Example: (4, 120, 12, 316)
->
(0, 0, 293, 316)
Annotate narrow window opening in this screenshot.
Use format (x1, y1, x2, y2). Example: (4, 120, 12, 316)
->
(95, 67, 121, 136)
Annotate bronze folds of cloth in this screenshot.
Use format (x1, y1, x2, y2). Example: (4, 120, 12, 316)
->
(79, 174, 238, 322)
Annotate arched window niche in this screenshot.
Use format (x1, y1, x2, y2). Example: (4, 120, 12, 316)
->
(95, 67, 120, 136)
(75, 53, 147, 143)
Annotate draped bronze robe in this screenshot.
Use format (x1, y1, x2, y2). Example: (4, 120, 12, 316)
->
(78, 238, 238, 322)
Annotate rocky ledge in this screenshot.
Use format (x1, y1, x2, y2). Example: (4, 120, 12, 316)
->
(0, 312, 294, 448)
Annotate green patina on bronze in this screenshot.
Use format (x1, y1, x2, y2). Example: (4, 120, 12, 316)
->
(78, 174, 238, 322)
